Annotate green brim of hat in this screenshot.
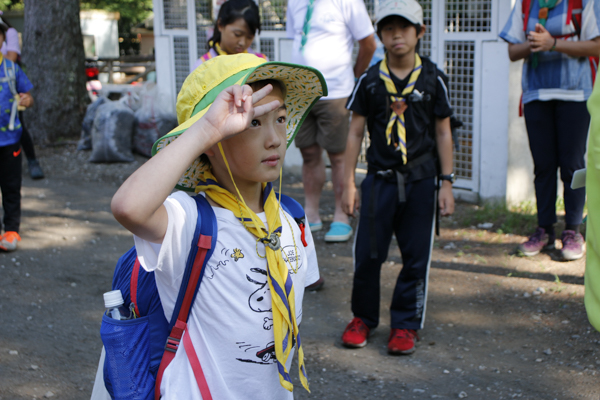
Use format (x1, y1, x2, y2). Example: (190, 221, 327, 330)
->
(152, 54, 327, 192)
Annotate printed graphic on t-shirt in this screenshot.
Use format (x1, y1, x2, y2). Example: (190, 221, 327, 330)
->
(221, 241, 305, 365)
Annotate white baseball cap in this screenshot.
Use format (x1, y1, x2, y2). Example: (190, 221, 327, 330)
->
(376, 0, 424, 26)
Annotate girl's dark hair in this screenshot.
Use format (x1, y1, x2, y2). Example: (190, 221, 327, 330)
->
(208, 0, 261, 47)
(0, 16, 13, 29)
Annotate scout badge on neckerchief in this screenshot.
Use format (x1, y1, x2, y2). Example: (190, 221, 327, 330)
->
(379, 52, 422, 164)
(531, 0, 560, 68)
(152, 54, 327, 392)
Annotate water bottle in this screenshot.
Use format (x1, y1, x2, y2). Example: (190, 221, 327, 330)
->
(103, 290, 134, 320)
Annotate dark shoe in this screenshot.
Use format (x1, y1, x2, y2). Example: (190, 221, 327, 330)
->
(341, 317, 370, 348)
(306, 277, 324, 291)
(560, 230, 585, 261)
(28, 159, 45, 180)
(388, 329, 419, 355)
(517, 227, 555, 256)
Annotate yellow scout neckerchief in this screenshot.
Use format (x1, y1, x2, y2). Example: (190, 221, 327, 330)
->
(194, 144, 309, 393)
(379, 52, 422, 163)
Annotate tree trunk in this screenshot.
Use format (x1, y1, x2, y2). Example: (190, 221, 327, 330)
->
(22, 0, 89, 144)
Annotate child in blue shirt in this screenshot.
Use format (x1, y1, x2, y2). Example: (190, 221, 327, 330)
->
(0, 21, 34, 252)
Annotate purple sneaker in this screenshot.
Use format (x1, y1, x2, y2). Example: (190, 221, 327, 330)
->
(517, 227, 555, 257)
(560, 230, 585, 261)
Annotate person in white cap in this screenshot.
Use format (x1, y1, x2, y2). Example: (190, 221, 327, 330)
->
(286, 0, 376, 245)
(340, 0, 455, 355)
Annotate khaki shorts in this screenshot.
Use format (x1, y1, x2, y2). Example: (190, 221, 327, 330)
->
(294, 97, 350, 154)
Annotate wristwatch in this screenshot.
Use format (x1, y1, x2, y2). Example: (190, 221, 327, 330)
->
(439, 173, 456, 184)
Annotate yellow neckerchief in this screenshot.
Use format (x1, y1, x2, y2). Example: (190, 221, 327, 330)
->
(194, 143, 309, 393)
(379, 52, 422, 164)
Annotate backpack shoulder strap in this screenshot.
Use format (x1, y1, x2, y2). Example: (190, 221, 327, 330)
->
(566, 0, 581, 28)
(278, 193, 308, 247)
(155, 194, 217, 400)
(169, 194, 217, 328)
(420, 57, 438, 98)
(522, 0, 532, 32)
(1, 59, 17, 96)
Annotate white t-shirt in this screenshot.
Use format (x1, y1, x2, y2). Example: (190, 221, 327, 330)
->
(286, 0, 374, 100)
(134, 191, 320, 400)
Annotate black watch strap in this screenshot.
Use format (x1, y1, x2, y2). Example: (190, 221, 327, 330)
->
(439, 173, 455, 183)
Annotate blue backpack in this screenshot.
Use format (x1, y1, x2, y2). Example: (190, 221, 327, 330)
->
(100, 193, 307, 400)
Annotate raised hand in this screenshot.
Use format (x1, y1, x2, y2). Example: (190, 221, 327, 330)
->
(202, 83, 281, 143)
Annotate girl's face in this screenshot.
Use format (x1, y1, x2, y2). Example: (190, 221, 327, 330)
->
(217, 17, 255, 54)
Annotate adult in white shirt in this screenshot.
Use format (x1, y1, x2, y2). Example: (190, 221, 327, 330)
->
(286, 0, 376, 247)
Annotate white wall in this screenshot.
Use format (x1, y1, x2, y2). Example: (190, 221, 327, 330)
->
(506, 61, 536, 205)
(479, 41, 510, 201)
(80, 11, 119, 59)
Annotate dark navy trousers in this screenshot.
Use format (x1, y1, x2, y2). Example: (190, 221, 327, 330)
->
(523, 100, 589, 227)
(0, 142, 22, 232)
(351, 174, 436, 331)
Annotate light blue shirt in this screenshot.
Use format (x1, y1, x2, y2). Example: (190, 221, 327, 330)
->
(500, 0, 600, 104)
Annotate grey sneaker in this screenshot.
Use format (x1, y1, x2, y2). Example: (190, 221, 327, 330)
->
(517, 227, 555, 256)
(560, 230, 585, 261)
(28, 159, 45, 180)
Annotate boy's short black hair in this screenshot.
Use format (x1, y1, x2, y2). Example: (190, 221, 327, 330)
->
(248, 79, 286, 99)
(376, 15, 422, 39)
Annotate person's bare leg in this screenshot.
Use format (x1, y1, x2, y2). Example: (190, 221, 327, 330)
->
(328, 151, 350, 225)
(300, 143, 326, 224)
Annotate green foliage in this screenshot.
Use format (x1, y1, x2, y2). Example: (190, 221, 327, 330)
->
(0, 1, 152, 27)
(0, 0, 23, 11)
(80, 0, 153, 27)
(457, 200, 538, 236)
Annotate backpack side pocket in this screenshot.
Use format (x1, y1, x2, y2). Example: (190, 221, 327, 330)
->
(100, 314, 155, 400)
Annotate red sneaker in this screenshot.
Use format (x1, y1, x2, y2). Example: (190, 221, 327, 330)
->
(388, 329, 419, 355)
(341, 317, 370, 348)
(0, 231, 21, 252)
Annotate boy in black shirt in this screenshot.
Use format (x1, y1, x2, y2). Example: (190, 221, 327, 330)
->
(340, 0, 455, 355)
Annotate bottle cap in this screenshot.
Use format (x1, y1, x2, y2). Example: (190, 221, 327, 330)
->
(103, 290, 124, 308)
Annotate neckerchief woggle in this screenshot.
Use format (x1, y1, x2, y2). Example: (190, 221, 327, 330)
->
(194, 143, 309, 393)
(379, 52, 422, 164)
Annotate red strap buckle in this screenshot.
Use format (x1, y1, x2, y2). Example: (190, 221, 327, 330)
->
(299, 223, 308, 247)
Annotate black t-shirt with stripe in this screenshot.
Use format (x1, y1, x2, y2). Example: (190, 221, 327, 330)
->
(346, 56, 453, 182)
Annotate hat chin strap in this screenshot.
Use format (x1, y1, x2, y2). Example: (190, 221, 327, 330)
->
(216, 142, 283, 224)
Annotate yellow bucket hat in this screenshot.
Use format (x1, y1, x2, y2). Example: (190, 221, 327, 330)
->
(152, 53, 327, 192)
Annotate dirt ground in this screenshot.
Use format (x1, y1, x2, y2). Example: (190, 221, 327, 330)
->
(0, 144, 599, 400)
